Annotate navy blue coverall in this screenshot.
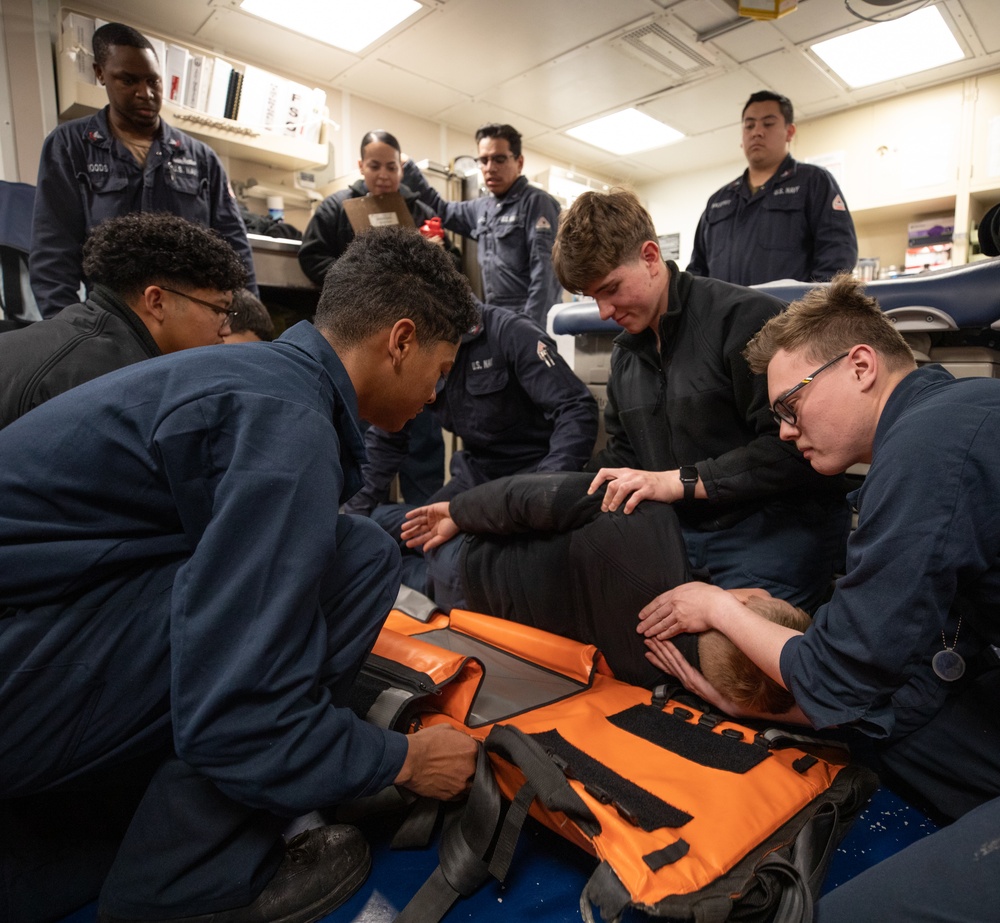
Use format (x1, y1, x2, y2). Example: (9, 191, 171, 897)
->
(402, 160, 563, 328)
(687, 154, 858, 286)
(0, 322, 406, 921)
(344, 303, 598, 515)
(781, 366, 1000, 819)
(30, 106, 257, 319)
(784, 366, 1000, 923)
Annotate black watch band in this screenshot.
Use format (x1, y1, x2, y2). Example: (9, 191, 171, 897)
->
(679, 465, 699, 502)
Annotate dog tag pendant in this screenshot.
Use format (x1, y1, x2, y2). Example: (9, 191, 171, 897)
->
(932, 648, 965, 682)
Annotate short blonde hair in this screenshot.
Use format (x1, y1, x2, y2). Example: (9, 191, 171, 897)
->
(698, 596, 811, 714)
(744, 274, 916, 375)
(552, 188, 656, 294)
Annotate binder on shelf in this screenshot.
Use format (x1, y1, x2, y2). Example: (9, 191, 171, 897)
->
(183, 54, 209, 112)
(237, 65, 284, 135)
(223, 68, 244, 121)
(164, 44, 189, 104)
(148, 37, 167, 73)
(205, 57, 233, 118)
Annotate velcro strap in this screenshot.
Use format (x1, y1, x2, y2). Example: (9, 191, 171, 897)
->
(530, 728, 692, 831)
(609, 704, 770, 774)
(643, 838, 690, 871)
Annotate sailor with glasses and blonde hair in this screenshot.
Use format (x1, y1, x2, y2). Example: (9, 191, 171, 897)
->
(639, 272, 1000, 923)
(403, 122, 563, 328)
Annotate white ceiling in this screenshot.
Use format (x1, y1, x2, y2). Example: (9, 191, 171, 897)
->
(66, 0, 1000, 183)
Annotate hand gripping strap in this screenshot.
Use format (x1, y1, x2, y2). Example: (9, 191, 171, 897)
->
(394, 742, 500, 923)
(393, 724, 599, 923)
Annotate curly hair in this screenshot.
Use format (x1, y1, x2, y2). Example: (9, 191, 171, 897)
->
(82, 213, 247, 300)
(314, 226, 479, 350)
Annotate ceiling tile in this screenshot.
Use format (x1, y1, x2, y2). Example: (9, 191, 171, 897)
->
(639, 70, 764, 135)
(709, 19, 787, 63)
(334, 58, 468, 119)
(954, 0, 1000, 54)
(192, 8, 359, 85)
(743, 48, 845, 108)
(368, 0, 659, 98)
(486, 45, 675, 131)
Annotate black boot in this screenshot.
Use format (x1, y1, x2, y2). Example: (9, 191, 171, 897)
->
(98, 825, 371, 923)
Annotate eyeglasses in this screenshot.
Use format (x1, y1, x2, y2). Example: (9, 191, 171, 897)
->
(160, 287, 238, 329)
(476, 154, 511, 166)
(770, 352, 849, 426)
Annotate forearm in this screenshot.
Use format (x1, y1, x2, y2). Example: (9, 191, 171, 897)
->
(710, 599, 797, 688)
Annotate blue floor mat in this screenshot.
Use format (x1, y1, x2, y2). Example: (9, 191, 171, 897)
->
(58, 785, 938, 922)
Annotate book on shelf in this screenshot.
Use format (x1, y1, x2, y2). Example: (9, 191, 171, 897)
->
(236, 65, 284, 134)
(164, 44, 189, 104)
(205, 57, 233, 119)
(183, 54, 210, 112)
(223, 68, 244, 121)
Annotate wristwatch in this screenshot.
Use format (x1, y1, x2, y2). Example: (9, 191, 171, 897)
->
(679, 466, 699, 502)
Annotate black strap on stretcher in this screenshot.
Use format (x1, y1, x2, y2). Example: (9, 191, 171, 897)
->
(394, 724, 598, 923)
(393, 717, 832, 923)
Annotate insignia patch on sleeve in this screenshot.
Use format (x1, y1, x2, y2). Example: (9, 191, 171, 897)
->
(535, 216, 552, 231)
(832, 194, 846, 212)
(537, 340, 555, 367)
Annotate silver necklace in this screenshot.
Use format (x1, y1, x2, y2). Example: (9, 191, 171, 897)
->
(932, 615, 965, 682)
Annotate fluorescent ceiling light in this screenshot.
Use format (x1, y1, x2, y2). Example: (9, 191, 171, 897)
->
(239, 0, 422, 54)
(810, 5, 964, 89)
(566, 108, 684, 155)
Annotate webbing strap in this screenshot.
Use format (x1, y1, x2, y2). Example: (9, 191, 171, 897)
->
(390, 796, 441, 849)
(486, 724, 600, 837)
(760, 854, 812, 923)
(394, 743, 500, 923)
(579, 861, 630, 923)
(393, 724, 600, 923)
(530, 728, 690, 831)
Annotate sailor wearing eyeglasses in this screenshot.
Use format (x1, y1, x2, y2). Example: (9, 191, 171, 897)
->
(403, 123, 563, 329)
(0, 212, 246, 430)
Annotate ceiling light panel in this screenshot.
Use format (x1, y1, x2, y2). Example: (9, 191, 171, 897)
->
(566, 108, 684, 155)
(810, 5, 965, 89)
(239, 0, 422, 54)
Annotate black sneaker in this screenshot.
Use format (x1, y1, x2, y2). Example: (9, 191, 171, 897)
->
(98, 824, 371, 923)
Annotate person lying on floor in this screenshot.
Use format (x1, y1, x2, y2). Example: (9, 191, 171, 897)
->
(400, 469, 810, 709)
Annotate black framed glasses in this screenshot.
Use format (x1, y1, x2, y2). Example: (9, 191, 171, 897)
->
(160, 287, 238, 329)
(771, 352, 849, 426)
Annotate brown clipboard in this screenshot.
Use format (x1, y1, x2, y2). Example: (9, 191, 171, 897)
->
(342, 193, 415, 234)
